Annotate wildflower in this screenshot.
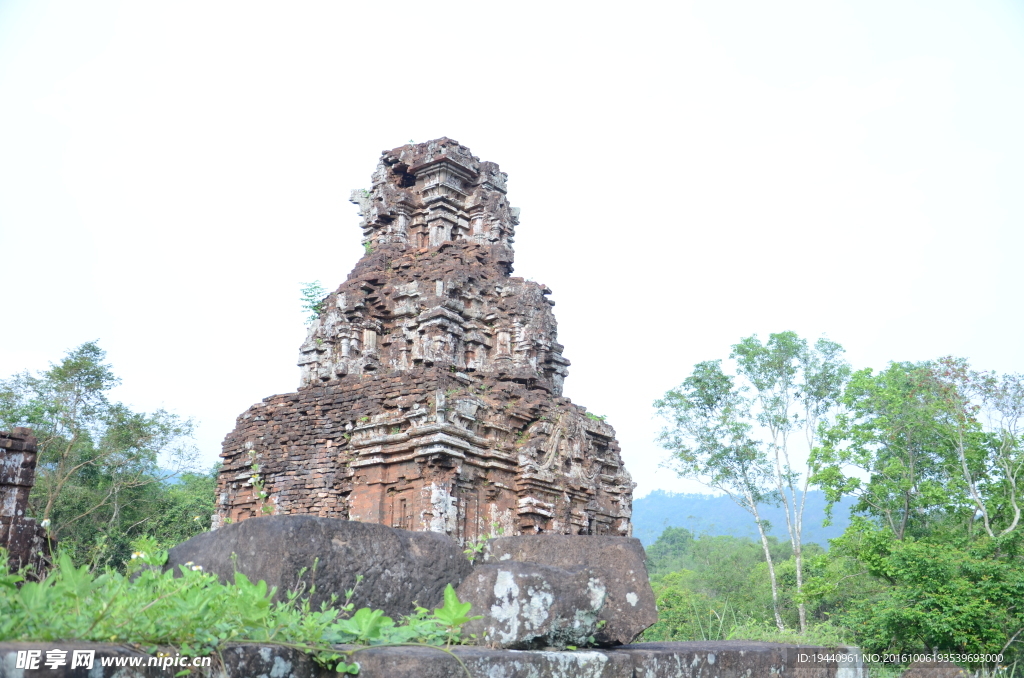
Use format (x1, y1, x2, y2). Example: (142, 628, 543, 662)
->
(193, 516, 201, 522)
(40, 519, 51, 529)
(190, 564, 203, 572)
(131, 551, 147, 560)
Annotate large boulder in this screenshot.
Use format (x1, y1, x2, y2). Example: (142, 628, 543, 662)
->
(456, 561, 607, 650)
(165, 515, 472, 617)
(480, 535, 657, 645)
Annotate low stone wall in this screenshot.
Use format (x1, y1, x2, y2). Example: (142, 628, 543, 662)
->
(0, 641, 864, 678)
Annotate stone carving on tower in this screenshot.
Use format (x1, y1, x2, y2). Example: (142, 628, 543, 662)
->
(215, 138, 635, 542)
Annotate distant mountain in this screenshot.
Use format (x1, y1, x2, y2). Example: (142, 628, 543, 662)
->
(631, 490, 855, 548)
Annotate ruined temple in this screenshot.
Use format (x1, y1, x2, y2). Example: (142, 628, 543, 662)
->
(214, 138, 634, 542)
(1, 427, 53, 576)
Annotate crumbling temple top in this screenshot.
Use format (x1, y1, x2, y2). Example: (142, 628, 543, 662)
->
(215, 138, 635, 542)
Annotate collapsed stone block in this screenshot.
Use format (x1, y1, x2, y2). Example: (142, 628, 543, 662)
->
(456, 560, 606, 650)
(481, 535, 657, 645)
(164, 514, 472, 618)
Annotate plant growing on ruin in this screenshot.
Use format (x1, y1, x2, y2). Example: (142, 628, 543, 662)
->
(585, 412, 607, 421)
(431, 584, 482, 646)
(300, 281, 328, 323)
(462, 521, 505, 563)
(246, 451, 272, 515)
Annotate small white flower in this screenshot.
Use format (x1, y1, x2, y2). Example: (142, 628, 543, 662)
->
(193, 516, 201, 521)
(190, 565, 203, 572)
(131, 551, 146, 560)
(40, 519, 51, 529)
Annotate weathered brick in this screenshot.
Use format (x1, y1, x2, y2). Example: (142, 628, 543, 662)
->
(215, 139, 634, 542)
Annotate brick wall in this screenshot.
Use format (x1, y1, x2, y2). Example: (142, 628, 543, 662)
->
(0, 427, 53, 575)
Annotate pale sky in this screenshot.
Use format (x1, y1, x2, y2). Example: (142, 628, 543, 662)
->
(1, 0, 1022, 497)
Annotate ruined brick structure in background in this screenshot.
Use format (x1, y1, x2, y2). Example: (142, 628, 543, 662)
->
(1, 428, 53, 575)
(215, 138, 635, 542)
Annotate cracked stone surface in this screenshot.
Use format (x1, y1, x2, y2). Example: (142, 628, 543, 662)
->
(480, 535, 657, 645)
(456, 560, 606, 650)
(164, 515, 472, 617)
(214, 138, 634, 544)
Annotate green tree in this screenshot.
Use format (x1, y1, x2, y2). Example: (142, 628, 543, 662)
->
(0, 342, 201, 566)
(646, 526, 696, 575)
(813, 362, 959, 540)
(656, 332, 850, 633)
(731, 332, 849, 632)
(655, 358, 786, 629)
(811, 358, 1024, 669)
(147, 467, 219, 546)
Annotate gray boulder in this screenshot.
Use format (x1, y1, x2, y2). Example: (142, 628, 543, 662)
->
(165, 515, 472, 618)
(481, 535, 657, 645)
(456, 561, 607, 650)
(458, 561, 606, 651)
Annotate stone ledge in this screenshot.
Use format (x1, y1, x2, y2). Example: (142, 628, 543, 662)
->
(0, 641, 862, 678)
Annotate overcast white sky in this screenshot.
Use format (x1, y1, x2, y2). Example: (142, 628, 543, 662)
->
(1, 0, 1022, 497)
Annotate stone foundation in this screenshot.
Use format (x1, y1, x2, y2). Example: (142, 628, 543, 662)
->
(0, 641, 866, 678)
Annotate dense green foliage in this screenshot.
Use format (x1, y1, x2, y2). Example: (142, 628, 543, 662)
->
(827, 522, 1023, 658)
(0, 342, 214, 567)
(808, 359, 1024, 666)
(642, 527, 844, 644)
(0, 544, 479, 674)
(655, 342, 1024, 674)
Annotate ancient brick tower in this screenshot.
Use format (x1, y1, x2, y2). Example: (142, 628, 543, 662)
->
(215, 138, 634, 542)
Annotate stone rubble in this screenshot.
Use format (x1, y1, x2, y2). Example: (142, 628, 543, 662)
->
(215, 138, 635, 544)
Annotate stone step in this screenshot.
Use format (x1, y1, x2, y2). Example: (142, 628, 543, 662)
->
(0, 641, 864, 678)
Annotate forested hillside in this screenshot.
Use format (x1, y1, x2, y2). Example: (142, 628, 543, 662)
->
(632, 490, 854, 547)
